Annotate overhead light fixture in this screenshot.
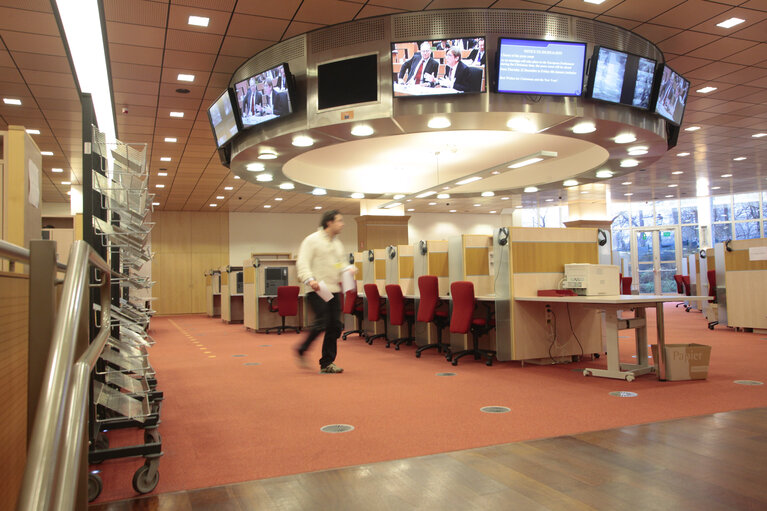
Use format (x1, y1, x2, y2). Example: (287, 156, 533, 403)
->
(3, 98, 21, 105)
(620, 159, 639, 168)
(263, 205, 271, 208)
(563, 179, 578, 187)
(716, 17, 745, 29)
(216, 195, 224, 200)
(407, 208, 415, 212)
(258, 152, 277, 160)
(177, 73, 195, 82)
(733, 156, 747, 161)
(677, 152, 690, 157)
(456, 176, 482, 185)
(312, 188, 326, 195)
(314, 206, 322, 210)
(481, 191, 495, 197)
(711, 186, 721, 190)
(581, 191, 589, 195)
(209, 203, 217, 207)
(684, 126, 700, 131)
(696, 86, 717, 94)
(501, 197, 510, 200)
(393, 194, 405, 200)
(428, 202, 437, 206)
(351, 192, 365, 199)
(436, 193, 450, 199)
(672, 171, 684, 175)
(489, 210, 497, 214)
(515, 205, 523, 209)
(152, 202, 160, 206)
(596, 170, 613, 178)
(188, 15, 209, 27)
(449, 209, 456, 213)
(473, 203, 481, 207)
(247, 162, 265, 171)
(752, 133, 767, 138)
(384, 202, 402, 209)
(170, 111, 184, 118)
(545, 198, 554, 202)
(665, 195, 674, 198)
(164, 137, 177, 143)
(224, 186, 233, 190)
(351, 125, 374, 137)
(584, 0, 606, 4)
(572, 121, 596, 134)
(160, 157, 171, 162)
(61, 181, 71, 185)
(621, 181, 632, 185)
(628, 146, 648, 156)
(155, 184, 165, 188)
(614, 133, 637, 144)
(275, 197, 283, 201)
(721, 174, 732, 178)
(624, 193, 633, 196)
(292, 135, 314, 147)
(256, 173, 273, 182)
(416, 191, 437, 198)
(509, 157, 543, 169)
(26, 129, 40, 135)
(41, 151, 53, 156)
(234, 175, 241, 179)
(158, 172, 168, 176)
(524, 186, 538, 193)
(427, 117, 451, 129)
(52, 168, 63, 173)
(279, 182, 295, 190)
(668, 184, 678, 188)
(506, 117, 537, 133)
(66, 190, 72, 195)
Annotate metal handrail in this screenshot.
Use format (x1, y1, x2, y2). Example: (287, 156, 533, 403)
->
(0, 239, 68, 272)
(16, 240, 112, 511)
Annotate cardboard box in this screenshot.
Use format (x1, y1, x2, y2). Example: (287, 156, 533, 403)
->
(651, 343, 712, 381)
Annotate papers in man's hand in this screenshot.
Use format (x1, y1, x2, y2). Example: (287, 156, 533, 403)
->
(341, 265, 356, 293)
(316, 280, 333, 302)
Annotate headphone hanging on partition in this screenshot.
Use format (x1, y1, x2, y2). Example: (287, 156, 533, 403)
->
(597, 228, 608, 247)
(367, 250, 375, 262)
(699, 249, 707, 259)
(348, 252, 355, 264)
(387, 245, 396, 259)
(419, 240, 427, 255)
(497, 227, 509, 246)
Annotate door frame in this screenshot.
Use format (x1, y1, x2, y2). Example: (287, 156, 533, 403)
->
(630, 226, 682, 294)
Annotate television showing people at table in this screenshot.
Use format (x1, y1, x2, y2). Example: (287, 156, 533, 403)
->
(587, 46, 656, 109)
(207, 89, 240, 148)
(233, 63, 294, 129)
(653, 64, 690, 126)
(496, 38, 586, 96)
(391, 37, 486, 97)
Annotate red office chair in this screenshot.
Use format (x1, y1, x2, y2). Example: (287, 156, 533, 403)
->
(341, 288, 365, 340)
(681, 275, 692, 311)
(264, 285, 300, 334)
(448, 281, 496, 366)
(363, 284, 387, 345)
(385, 284, 414, 350)
(414, 275, 450, 358)
(620, 276, 632, 295)
(707, 269, 718, 330)
(673, 275, 686, 308)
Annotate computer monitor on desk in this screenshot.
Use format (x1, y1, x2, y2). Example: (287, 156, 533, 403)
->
(563, 263, 619, 296)
(264, 267, 288, 295)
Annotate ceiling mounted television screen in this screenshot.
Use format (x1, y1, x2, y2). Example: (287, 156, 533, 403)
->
(391, 37, 487, 97)
(497, 38, 586, 96)
(653, 64, 690, 126)
(587, 46, 656, 109)
(317, 54, 378, 110)
(233, 63, 294, 129)
(207, 89, 240, 148)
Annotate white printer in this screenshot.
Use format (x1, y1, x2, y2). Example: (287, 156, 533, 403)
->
(563, 263, 620, 296)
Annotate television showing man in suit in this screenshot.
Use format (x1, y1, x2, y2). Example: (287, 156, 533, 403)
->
(241, 77, 259, 118)
(467, 38, 486, 67)
(234, 63, 294, 128)
(439, 47, 483, 93)
(256, 79, 290, 117)
(397, 41, 439, 87)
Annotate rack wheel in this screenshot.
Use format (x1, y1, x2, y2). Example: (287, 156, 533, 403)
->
(394, 345, 400, 350)
(626, 374, 636, 382)
(94, 432, 109, 450)
(132, 463, 160, 494)
(144, 429, 160, 444)
(88, 473, 102, 502)
(583, 370, 592, 377)
(593, 353, 600, 359)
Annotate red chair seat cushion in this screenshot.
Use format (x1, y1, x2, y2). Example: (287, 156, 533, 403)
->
(435, 310, 449, 318)
(471, 318, 487, 326)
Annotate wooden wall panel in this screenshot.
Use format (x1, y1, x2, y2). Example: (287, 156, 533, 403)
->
(512, 242, 597, 273)
(0, 273, 29, 510)
(152, 212, 229, 315)
(465, 247, 490, 276)
(725, 250, 767, 271)
(374, 259, 386, 279)
(428, 252, 449, 277)
(398, 256, 414, 279)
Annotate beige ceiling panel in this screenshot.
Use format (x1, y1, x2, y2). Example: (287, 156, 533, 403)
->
(605, 0, 686, 22)
(162, 49, 217, 72)
(0, 66, 24, 83)
(234, 0, 302, 19)
(549, 6, 599, 18)
(746, 74, 767, 88)
(709, 84, 763, 101)
(212, 55, 247, 74)
(739, 89, 767, 104)
(740, 0, 767, 11)
(721, 42, 767, 67)
(166, 29, 224, 54)
(27, 84, 79, 102)
(720, 67, 767, 86)
(111, 62, 162, 82)
(686, 97, 727, 111)
(36, 98, 81, 113)
(112, 78, 159, 96)
(0, 0, 52, 12)
(10, 52, 71, 73)
(685, 61, 746, 81)
(651, 0, 731, 30)
(159, 85, 206, 103)
(21, 69, 76, 88)
(103, 0, 168, 27)
(665, 54, 714, 74)
(354, 5, 407, 19)
(657, 31, 720, 55)
(630, 23, 682, 43)
(167, 4, 232, 36)
(117, 115, 156, 127)
(293, 0, 361, 26)
(219, 36, 273, 58)
(1, 31, 66, 56)
(0, 7, 59, 36)
(730, 18, 767, 42)
(210, 72, 234, 88)
(702, 101, 754, 115)
(687, 37, 760, 61)
(156, 96, 203, 110)
(114, 106, 157, 119)
(109, 43, 164, 66)
(44, 110, 80, 121)
(114, 92, 158, 108)
(282, 20, 325, 40)
(593, 15, 643, 30)
(106, 21, 165, 48)
(228, 13, 288, 40)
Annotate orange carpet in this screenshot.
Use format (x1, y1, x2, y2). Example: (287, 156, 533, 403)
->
(91, 305, 767, 503)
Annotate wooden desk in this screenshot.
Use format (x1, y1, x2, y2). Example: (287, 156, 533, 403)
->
(515, 294, 710, 382)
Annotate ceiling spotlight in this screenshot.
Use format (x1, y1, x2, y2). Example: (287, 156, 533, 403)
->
(677, 152, 690, 157)
(596, 170, 613, 179)
(292, 135, 314, 147)
(164, 137, 177, 143)
(572, 121, 596, 134)
(668, 184, 678, 188)
(733, 156, 747, 161)
(416, 191, 436, 198)
(515, 205, 523, 209)
(169, 111, 184, 118)
(696, 86, 717, 94)
(436, 193, 450, 199)
(160, 157, 171, 162)
(393, 194, 405, 200)
(473, 203, 481, 207)
(247, 162, 265, 171)
(427, 117, 451, 129)
(449, 210, 457, 213)
(524, 186, 538, 193)
(234, 175, 241, 179)
(407, 208, 415, 212)
(258, 152, 278, 160)
(507, 117, 537, 133)
(155, 184, 165, 188)
(501, 197, 510, 200)
(711, 186, 721, 190)
(627, 146, 648, 156)
(489, 210, 497, 214)
(428, 202, 437, 206)
(188, 15, 209, 27)
(263, 205, 271, 208)
(545, 198, 554, 202)
(481, 191, 495, 197)
(152, 202, 160, 206)
(209, 203, 217, 207)
(52, 168, 63, 173)
(665, 195, 674, 198)
(716, 17, 745, 28)
(752, 133, 767, 138)
(61, 181, 71, 185)
(456, 176, 482, 185)
(3, 98, 21, 105)
(256, 173, 273, 182)
(41, 151, 53, 156)
(224, 186, 233, 190)
(351, 192, 365, 199)
(672, 171, 684, 175)
(622, 182, 632, 185)
(177, 73, 195, 82)
(351, 125, 374, 137)
(26, 129, 40, 135)
(684, 126, 700, 131)
(624, 193, 633, 196)
(620, 159, 639, 168)
(563, 179, 578, 187)
(721, 174, 732, 178)
(312, 188, 327, 195)
(279, 182, 295, 190)
(614, 133, 637, 144)
(509, 157, 543, 169)
(216, 195, 224, 199)
(275, 198, 283, 201)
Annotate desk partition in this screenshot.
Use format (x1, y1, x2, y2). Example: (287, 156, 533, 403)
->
(361, 248, 387, 336)
(412, 240, 449, 347)
(207, 270, 221, 317)
(220, 266, 244, 323)
(719, 238, 767, 331)
(384, 244, 414, 339)
(243, 258, 305, 332)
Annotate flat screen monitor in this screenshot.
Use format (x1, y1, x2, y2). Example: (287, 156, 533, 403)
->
(317, 54, 378, 110)
(264, 267, 288, 296)
(233, 63, 294, 129)
(587, 46, 656, 109)
(497, 38, 586, 96)
(207, 89, 239, 148)
(391, 38, 487, 97)
(653, 64, 690, 126)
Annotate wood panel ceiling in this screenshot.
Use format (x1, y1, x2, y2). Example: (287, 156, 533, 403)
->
(0, 0, 764, 215)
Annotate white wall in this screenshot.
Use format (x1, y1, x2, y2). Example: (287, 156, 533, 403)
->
(407, 213, 509, 243)
(41, 202, 73, 217)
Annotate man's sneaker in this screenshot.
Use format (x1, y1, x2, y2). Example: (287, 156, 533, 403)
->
(320, 363, 344, 374)
(295, 349, 310, 369)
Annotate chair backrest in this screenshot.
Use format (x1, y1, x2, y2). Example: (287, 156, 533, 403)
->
(466, 66, 483, 91)
(621, 276, 632, 295)
(707, 270, 717, 299)
(364, 284, 382, 321)
(449, 281, 475, 334)
(673, 274, 684, 294)
(385, 284, 406, 326)
(276, 286, 299, 317)
(681, 275, 691, 296)
(417, 275, 439, 323)
(342, 289, 358, 314)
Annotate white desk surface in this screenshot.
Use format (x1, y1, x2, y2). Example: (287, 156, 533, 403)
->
(515, 294, 711, 305)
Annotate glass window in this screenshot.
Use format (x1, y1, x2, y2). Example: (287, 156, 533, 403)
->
(680, 198, 698, 224)
(733, 193, 760, 220)
(631, 203, 654, 227)
(713, 223, 732, 243)
(762, 192, 767, 219)
(519, 209, 537, 227)
(611, 211, 631, 230)
(655, 200, 679, 225)
(734, 221, 760, 240)
(711, 196, 731, 222)
(612, 229, 630, 253)
(681, 225, 699, 255)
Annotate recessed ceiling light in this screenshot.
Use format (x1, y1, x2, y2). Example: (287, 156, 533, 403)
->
(216, 195, 224, 199)
(620, 159, 639, 168)
(41, 151, 53, 156)
(581, 191, 589, 194)
(524, 186, 538, 193)
(584, 0, 606, 4)
(264, 205, 271, 208)
(665, 195, 674, 198)
(52, 168, 63, 173)
(711, 186, 721, 190)
(258, 152, 277, 160)
(256, 173, 273, 182)
(473, 203, 481, 207)
(596, 170, 613, 179)
(188, 15, 209, 27)
(351, 192, 365, 199)
(292, 135, 314, 147)
(152, 202, 160, 206)
(428, 202, 437, 206)
(224, 186, 233, 190)
(677, 152, 690, 157)
(614, 133, 637, 144)
(407, 208, 415, 212)
(234, 175, 241, 179)
(177, 73, 195, 82)
(515, 205, 523, 209)
(489, 210, 497, 214)
(160, 157, 171, 162)
(3, 98, 21, 105)
(509, 157, 544, 169)
(275, 197, 283, 201)
(545, 198, 554, 202)
(684, 126, 700, 131)
(563, 179, 578, 187)
(628, 146, 648, 156)
(314, 206, 322, 210)
(622, 181, 632, 185)
(442, 186, 450, 190)
(481, 191, 495, 197)
(672, 171, 684, 175)
(501, 197, 510, 200)
(721, 174, 732, 178)
(456, 176, 482, 185)
(507, 117, 537, 133)
(209, 203, 217, 207)
(668, 184, 678, 188)
(624, 193, 633, 196)
(66, 190, 72, 195)
(61, 181, 71, 185)
(491, 171, 500, 175)
(427, 117, 451, 129)
(155, 184, 165, 188)
(752, 133, 767, 138)
(437, 193, 450, 199)
(26, 129, 40, 135)
(247, 162, 265, 171)
(716, 17, 745, 29)
(449, 209, 457, 213)
(279, 182, 294, 190)
(170, 111, 184, 118)
(158, 172, 168, 177)
(733, 156, 747, 161)
(696, 86, 717, 94)
(572, 121, 596, 134)
(416, 191, 437, 198)
(393, 194, 405, 200)
(164, 137, 177, 143)
(312, 188, 326, 195)
(351, 125, 374, 137)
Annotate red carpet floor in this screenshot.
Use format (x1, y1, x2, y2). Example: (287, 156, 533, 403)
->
(91, 305, 767, 503)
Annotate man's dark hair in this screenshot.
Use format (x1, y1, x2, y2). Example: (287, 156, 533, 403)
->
(320, 209, 340, 229)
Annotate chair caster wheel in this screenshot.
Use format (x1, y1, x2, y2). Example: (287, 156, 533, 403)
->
(415, 352, 421, 358)
(395, 346, 400, 351)
(486, 360, 493, 366)
(451, 360, 458, 366)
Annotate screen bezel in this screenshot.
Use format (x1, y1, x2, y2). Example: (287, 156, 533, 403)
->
(495, 37, 587, 96)
(317, 53, 380, 111)
(585, 45, 657, 111)
(652, 63, 690, 126)
(390, 37, 488, 98)
(207, 88, 241, 149)
(233, 62, 295, 131)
